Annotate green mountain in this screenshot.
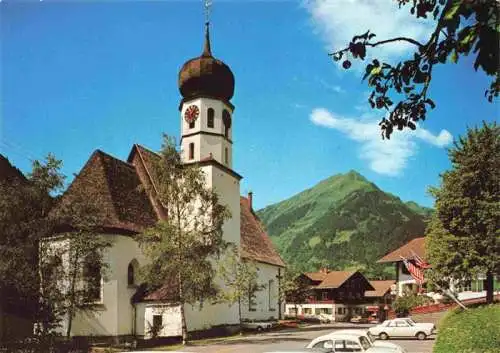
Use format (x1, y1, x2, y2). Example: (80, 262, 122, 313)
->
(256, 170, 431, 278)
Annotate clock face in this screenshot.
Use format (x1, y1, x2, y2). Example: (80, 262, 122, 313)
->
(184, 105, 199, 124)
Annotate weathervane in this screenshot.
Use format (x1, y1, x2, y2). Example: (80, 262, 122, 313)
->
(204, 0, 212, 25)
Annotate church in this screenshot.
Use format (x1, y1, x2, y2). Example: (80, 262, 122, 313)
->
(46, 20, 285, 339)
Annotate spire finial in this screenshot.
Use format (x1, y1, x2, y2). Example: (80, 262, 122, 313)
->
(202, 0, 213, 56)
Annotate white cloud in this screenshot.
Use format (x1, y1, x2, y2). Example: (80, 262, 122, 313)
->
(310, 108, 452, 176)
(305, 0, 433, 63)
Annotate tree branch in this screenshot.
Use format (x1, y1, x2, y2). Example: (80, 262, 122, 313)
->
(366, 37, 425, 49)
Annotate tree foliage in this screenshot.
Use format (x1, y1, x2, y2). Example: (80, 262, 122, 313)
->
(280, 268, 311, 317)
(0, 154, 64, 343)
(217, 246, 266, 328)
(392, 292, 433, 317)
(332, 0, 499, 139)
(426, 121, 499, 303)
(137, 135, 231, 344)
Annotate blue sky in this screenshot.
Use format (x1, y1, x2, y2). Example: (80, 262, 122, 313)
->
(1, 0, 498, 210)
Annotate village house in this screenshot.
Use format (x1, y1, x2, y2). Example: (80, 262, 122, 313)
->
(378, 237, 500, 301)
(284, 269, 376, 322)
(42, 21, 285, 340)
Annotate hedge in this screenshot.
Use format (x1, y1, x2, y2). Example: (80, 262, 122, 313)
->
(434, 304, 500, 353)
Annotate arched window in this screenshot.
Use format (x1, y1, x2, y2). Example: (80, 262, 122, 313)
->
(128, 259, 138, 286)
(189, 120, 195, 129)
(189, 143, 194, 160)
(222, 110, 231, 138)
(224, 147, 229, 165)
(83, 253, 102, 302)
(42, 255, 63, 290)
(207, 108, 214, 128)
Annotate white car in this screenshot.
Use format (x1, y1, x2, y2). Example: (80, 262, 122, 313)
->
(368, 318, 436, 340)
(318, 313, 335, 323)
(241, 320, 275, 331)
(307, 333, 395, 352)
(331, 330, 406, 353)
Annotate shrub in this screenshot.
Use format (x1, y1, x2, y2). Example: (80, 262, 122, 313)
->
(392, 293, 433, 317)
(434, 304, 500, 353)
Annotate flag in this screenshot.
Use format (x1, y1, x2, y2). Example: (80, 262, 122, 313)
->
(411, 250, 431, 269)
(401, 256, 425, 284)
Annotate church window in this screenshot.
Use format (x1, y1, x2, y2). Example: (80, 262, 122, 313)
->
(207, 108, 214, 128)
(128, 259, 138, 286)
(42, 255, 63, 291)
(224, 147, 229, 165)
(222, 110, 231, 138)
(189, 143, 194, 160)
(189, 120, 195, 129)
(268, 279, 275, 311)
(83, 253, 102, 302)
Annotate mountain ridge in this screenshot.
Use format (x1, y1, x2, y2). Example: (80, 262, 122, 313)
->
(256, 170, 432, 278)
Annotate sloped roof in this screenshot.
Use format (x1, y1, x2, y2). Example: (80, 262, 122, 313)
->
(316, 271, 357, 289)
(365, 280, 395, 297)
(240, 196, 285, 268)
(377, 237, 426, 263)
(304, 272, 329, 282)
(54, 150, 157, 233)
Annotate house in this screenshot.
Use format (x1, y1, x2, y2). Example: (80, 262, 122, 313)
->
(378, 236, 500, 301)
(42, 20, 285, 340)
(364, 280, 395, 321)
(284, 269, 375, 321)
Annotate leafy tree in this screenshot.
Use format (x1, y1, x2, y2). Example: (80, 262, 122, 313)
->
(280, 268, 311, 318)
(392, 291, 433, 317)
(0, 154, 64, 343)
(332, 0, 499, 139)
(426, 122, 499, 304)
(41, 191, 113, 338)
(217, 246, 266, 331)
(137, 135, 230, 345)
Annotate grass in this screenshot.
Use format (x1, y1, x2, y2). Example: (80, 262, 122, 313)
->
(433, 304, 500, 353)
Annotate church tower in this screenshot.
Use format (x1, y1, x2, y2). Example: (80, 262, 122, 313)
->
(178, 23, 235, 168)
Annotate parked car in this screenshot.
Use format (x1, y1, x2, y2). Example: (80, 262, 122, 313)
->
(241, 320, 275, 332)
(368, 318, 436, 340)
(350, 315, 369, 324)
(318, 313, 335, 323)
(306, 333, 395, 352)
(331, 330, 407, 353)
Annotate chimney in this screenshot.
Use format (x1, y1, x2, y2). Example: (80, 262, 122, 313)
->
(248, 191, 253, 209)
(320, 267, 329, 274)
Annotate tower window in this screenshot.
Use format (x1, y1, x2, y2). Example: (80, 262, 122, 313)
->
(222, 110, 231, 138)
(189, 121, 195, 129)
(207, 108, 214, 128)
(189, 143, 194, 160)
(224, 147, 229, 165)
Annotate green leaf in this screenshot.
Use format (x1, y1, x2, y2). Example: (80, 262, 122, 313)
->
(444, 0, 461, 20)
(450, 50, 458, 64)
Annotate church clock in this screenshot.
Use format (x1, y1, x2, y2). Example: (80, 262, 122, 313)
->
(184, 105, 199, 124)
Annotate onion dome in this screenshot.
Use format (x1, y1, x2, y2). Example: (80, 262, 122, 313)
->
(178, 23, 235, 102)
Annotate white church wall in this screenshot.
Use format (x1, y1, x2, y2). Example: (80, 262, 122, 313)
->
(69, 234, 146, 337)
(241, 262, 283, 321)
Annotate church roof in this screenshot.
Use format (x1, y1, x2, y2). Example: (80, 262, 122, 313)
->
(240, 196, 286, 268)
(52, 149, 157, 233)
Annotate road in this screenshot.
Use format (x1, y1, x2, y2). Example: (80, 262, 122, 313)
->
(174, 327, 435, 353)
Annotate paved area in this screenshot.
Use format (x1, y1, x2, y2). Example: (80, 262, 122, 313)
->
(174, 327, 435, 353)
